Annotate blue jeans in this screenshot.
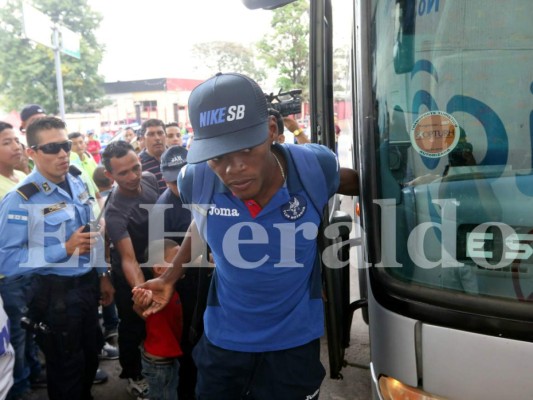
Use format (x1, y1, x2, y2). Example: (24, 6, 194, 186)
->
(0, 275, 40, 398)
(141, 356, 180, 400)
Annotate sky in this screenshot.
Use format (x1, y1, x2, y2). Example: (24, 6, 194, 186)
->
(89, 0, 273, 82)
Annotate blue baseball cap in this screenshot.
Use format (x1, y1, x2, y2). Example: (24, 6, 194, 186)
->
(186, 72, 269, 164)
(160, 145, 188, 182)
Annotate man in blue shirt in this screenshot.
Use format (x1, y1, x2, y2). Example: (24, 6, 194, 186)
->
(134, 73, 359, 399)
(0, 117, 114, 400)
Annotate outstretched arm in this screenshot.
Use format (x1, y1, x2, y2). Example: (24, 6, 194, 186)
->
(338, 167, 359, 196)
(133, 220, 205, 316)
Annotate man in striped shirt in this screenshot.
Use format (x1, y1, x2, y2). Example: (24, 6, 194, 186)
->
(138, 119, 167, 194)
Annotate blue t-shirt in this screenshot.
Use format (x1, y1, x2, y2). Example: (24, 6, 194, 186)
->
(155, 188, 191, 245)
(179, 143, 339, 352)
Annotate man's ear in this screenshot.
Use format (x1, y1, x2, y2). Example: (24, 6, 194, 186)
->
(104, 169, 113, 181)
(267, 116, 278, 142)
(26, 147, 35, 159)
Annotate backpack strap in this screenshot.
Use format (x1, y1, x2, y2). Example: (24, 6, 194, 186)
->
(190, 162, 217, 242)
(285, 144, 329, 215)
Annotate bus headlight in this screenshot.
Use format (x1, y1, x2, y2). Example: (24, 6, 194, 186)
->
(378, 376, 447, 400)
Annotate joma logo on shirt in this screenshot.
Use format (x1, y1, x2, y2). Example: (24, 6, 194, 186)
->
(199, 105, 245, 127)
(208, 206, 240, 217)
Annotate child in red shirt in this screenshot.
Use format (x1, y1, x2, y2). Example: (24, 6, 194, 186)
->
(135, 239, 183, 400)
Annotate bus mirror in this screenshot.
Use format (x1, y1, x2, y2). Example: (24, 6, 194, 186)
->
(241, 0, 296, 10)
(393, 0, 416, 74)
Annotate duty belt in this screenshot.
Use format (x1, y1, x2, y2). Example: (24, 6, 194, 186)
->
(38, 269, 97, 289)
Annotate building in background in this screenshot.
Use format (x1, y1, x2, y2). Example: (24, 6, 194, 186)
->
(100, 77, 203, 134)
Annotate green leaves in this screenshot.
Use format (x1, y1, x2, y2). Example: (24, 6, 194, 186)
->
(256, 0, 309, 95)
(0, 0, 106, 114)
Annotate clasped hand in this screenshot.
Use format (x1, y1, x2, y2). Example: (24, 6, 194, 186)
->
(132, 277, 174, 317)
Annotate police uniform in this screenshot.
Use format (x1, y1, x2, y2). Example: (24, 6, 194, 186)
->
(0, 166, 106, 400)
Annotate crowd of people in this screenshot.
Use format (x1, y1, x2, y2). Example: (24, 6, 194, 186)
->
(0, 72, 357, 400)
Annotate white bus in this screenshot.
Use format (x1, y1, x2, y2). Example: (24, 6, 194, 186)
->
(247, 1, 533, 399)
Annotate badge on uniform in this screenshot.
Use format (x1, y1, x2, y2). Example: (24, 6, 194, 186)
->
(7, 210, 28, 225)
(281, 195, 307, 221)
(42, 182, 51, 192)
(78, 191, 89, 203)
(42, 202, 67, 215)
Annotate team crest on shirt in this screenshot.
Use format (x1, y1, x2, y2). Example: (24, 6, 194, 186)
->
(281, 195, 307, 220)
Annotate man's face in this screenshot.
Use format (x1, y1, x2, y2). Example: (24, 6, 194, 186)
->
(105, 150, 142, 194)
(166, 126, 182, 146)
(0, 128, 22, 168)
(144, 125, 166, 158)
(207, 140, 273, 201)
(206, 120, 277, 201)
(70, 135, 86, 157)
(27, 129, 70, 183)
(123, 129, 136, 143)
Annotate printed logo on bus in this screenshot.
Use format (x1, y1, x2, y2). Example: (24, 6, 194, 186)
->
(410, 110, 460, 158)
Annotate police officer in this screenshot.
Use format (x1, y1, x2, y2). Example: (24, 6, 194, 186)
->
(0, 117, 114, 400)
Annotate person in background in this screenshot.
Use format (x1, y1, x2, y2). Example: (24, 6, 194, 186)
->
(18, 105, 46, 174)
(123, 127, 136, 144)
(92, 165, 113, 209)
(178, 122, 188, 136)
(92, 166, 120, 343)
(135, 130, 145, 153)
(0, 294, 15, 400)
(283, 115, 310, 144)
(134, 239, 183, 400)
(138, 119, 167, 194)
(165, 123, 183, 147)
(68, 132, 101, 216)
(122, 127, 142, 154)
(0, 116, 114, 400)
(13, 143, 33, 175)
(0, 122, 25, 199)
(86, 131, 101, 164)
(134, 72, 359, 399)
(19, 105, 46, 135)
(0, 121, 38, 400)
(156, 145, 202, 400)
(68, 132, 98, 182)
(185, 131, 194, 151)
(102, 141, 160, 400)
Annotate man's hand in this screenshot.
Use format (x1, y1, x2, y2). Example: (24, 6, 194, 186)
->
(283, 117, 299, 132)
(99, 274, 115, 306)
(65, 226, 100, 256)
(132, 277, 174, 317)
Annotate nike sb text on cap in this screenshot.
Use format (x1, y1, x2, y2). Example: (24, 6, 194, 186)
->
(186, 72, 269, 164)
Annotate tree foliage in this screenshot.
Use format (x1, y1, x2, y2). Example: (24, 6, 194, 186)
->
(0, 0, 107, 114)
(256, 0, 309, 95)
(192, 41, 266, 82)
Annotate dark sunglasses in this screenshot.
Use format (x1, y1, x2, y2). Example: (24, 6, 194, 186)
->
(30, 140, 72, 154)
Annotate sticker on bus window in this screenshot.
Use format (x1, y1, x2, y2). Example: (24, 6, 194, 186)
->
(410, 111, 460, 158)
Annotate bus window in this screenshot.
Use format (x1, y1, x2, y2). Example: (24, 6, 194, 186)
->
(373, 0, 533, 303)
